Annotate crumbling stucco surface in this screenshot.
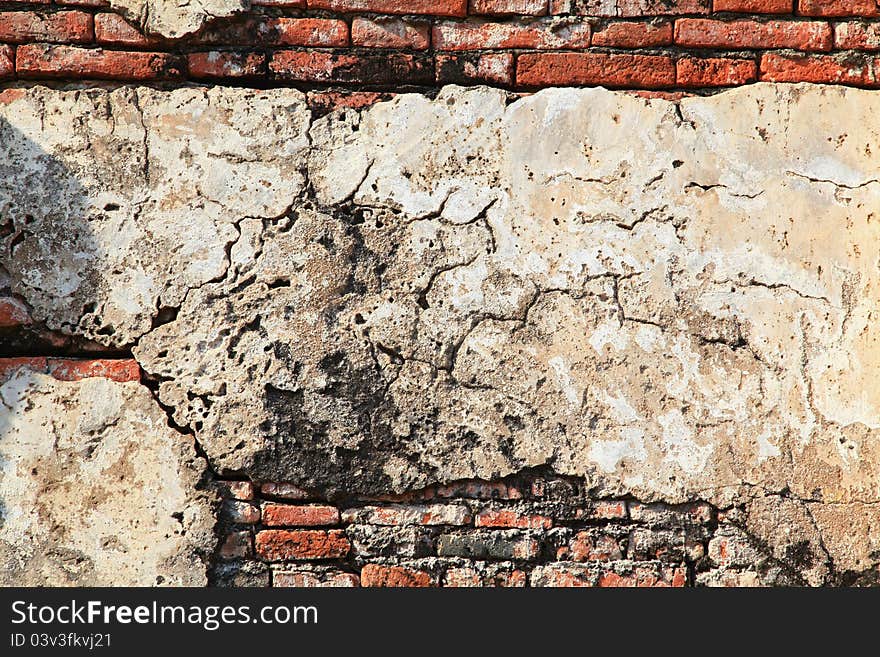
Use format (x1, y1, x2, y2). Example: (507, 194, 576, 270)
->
(1, 82, 879, 581)
(108, 0, 249, 39)
(0, 370, 216, 585)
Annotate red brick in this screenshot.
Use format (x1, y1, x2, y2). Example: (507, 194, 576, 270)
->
(260, 482, 311, 500)
(188, 51, 266, 78)
(361, 564, 434, 587)
(0, 45, 12, 80)
(17, 45, 181, 80)
(760, 52, 875, 84)
(436, 52, 514, 85)
(306, 90, 393, 113)
(674, 18, 832, 51)
(270, 51, 432, 85)
(598, 564, 687, 587)
(835, 21, 880, 50)
(475, 509, 552, 529)
(591, 19, 672, 47)
(714, 0, 792, 12)
(255, 529, 350, 560)
(443, 566, 527, 586)
(0, 10, 92, 44)
(517, 52, 675, 88)
(308, 0, 467, 15)
(198, 17, 348, 46)
(677, 56, 757, 86)
(433, 19, 590, 49)
(47, 358, 140, 382)
(352, 17, 430, 49)
(470, 0, 548, 14)
(219, 531, 252, 559)
(223, 500, 261, 524)
(274, 570, 360, 587)
(263, 504, 340, 527)
(94, 13, 159, 47)
(0, 296, 32, 327)
(0, 357, 48, 382)
(565, 532, 623, 561)
(799, 0, 879, 18)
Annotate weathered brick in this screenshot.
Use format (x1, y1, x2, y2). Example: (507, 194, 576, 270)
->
(436, 52, 515, 85)
(835, 21, 880, 50)
(530, 563, 596, 586)
(94, 13, 159, 46)
(0, 296, 32, 327)
(677, 56, 757, 86)
(219, 531, 252, 559)
(306, 90, 393, 114)
(262, 503, 340, 527)
(696, 569, 763, 587)
(674, 18, 832, 51)
(443, 563, 527, 586)
(255, 529, 351, 560)
(628, 528, 706, 562)
(563, 531, 623, 561)
(55, 0, 108, 6)
(0, 357, 47, 382)
(759, 52, 874, 85)
(475, 508, 552, 529)
(0, 10, 93, 44)
(346, 524, 435, 558)
(252, 0, 304, 5)
(433, 19, 590, 49)
(270, 51, 433, 85)
(471, 0, 548, 14)
(714, 0, 792, 12)
(16, 45, 182, 80)
(47, 358, 140, 382)
(437, 531, 541, 560)
(434, 479, 523, 500)
(341, 504, 471, 526)
(198, 17, 348, 46)
(576, 500, 628, 520)
(0, 45, 12, 80)
(222, 500, 261, 524)
(273, 569, 360, 587)
(188, 51, 266, 79)
(352, 17, 430, 49)
(260, 482, 311, 500)
(213, 561, 270, 587)
(361, 564, 435, 587)
(798, 0, 879, 18)
(591, 19, 672, 46)
(218, 481, 256, 501)
(550, 0, 709, 16)
(308, 0, 468, 16)
(517, 52, 676, 88)
(597, 562, 687, 587)
(628, 501, 713, 525)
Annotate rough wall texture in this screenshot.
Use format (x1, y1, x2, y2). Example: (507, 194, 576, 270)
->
(1, 1, 879, 587)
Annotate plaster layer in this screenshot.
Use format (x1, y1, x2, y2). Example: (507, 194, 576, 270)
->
(1, 83, 879, 521)
(108, 0, 248, 39)
(0, 370, 216, 585)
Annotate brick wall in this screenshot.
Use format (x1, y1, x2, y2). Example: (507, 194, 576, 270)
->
(1, 1, 880, 91)
(208, 472, 800, 588)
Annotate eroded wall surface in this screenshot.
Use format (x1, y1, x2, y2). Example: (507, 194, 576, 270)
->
(1, 82, 878, 585)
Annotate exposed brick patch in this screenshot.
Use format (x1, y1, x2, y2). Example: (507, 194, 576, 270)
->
(46, 358, 141, 382)
(361, 564, 435, 587)
(263, 503, 340, 527)
(0, 296, 32, 327)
